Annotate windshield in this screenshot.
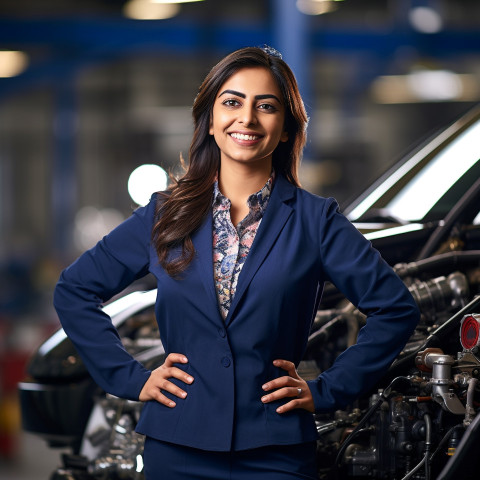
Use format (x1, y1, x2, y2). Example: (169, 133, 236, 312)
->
(347, 116, 480, 223)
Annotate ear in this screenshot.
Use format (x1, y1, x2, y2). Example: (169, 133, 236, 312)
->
(280, 130, 289, 143)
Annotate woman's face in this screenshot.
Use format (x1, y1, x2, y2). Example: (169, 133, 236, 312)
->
(209, 67, 288, 170)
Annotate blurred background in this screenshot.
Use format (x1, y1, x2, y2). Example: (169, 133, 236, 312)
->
(0, 0, 479, 477)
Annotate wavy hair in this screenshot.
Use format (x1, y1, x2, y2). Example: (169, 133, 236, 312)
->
(152, 46, 308, 276)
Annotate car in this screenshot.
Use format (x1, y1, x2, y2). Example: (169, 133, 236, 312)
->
(347, 104, 480, 265)
(19, 104, 480, 479)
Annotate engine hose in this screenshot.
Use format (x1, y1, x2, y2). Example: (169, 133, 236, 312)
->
(429, 424, 464, 465)
(466, 377, 478, 409)
(333, 376, 412, 472)
(400, 413, 432, 480)
(436, 412, 480, 480)
(395, 250, 480, 279)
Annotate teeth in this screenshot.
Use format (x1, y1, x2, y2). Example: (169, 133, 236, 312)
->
(231, 133, 259, 141)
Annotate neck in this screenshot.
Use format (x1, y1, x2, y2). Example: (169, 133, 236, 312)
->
(218, 160, 272, 227)
(218, 162, 271, 204)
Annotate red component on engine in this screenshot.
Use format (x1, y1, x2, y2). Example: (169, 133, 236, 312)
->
(460, 314, 480, 351)
(415, 348, 444, 372)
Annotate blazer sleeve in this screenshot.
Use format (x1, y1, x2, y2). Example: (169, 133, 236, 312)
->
(53, 196, 157, 401)
(307, 198, 420, 412)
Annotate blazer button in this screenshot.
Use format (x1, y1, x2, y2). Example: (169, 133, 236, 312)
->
(218, 327, 226, 338)
(221, 356, 231, 368)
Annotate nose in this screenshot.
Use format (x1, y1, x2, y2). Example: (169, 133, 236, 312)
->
(238, 105, 257, 126)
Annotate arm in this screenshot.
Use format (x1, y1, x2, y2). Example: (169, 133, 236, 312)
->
(262, 198, 419, 414)
(53, 197, 156, 400)
(306, 198, 420, 412)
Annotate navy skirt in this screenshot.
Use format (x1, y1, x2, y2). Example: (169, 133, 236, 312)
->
(143, 437, 318, 480)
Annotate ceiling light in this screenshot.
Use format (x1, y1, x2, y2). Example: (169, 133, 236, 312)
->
(0, 51, 29, 78)
(409, 6, 443, 34)
(371, 70, 479, 103)
(407, 70, 462, 101)
(151, 0, 204, 3)
(123, 0, 180, 20)
(296, 0, 339, 15)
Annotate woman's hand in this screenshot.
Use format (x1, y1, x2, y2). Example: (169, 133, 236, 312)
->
(139, 353, 194, 407)
(261, 359, 314, 414)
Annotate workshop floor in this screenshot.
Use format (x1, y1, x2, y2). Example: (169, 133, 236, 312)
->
(0, 432, 62, 480)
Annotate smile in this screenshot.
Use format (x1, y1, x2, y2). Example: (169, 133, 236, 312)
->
(230, 133, 261, 141)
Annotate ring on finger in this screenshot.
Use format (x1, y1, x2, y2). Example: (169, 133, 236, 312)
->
(296, 387, 302, 397)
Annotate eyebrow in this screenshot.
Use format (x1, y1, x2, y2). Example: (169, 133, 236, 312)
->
(218, 89, 282, 103)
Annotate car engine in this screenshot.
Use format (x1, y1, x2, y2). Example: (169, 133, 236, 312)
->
(308, 250, 480, 480)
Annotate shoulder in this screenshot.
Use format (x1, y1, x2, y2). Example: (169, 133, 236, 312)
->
(296, 187, 336, 207)
(290, 185, 340, 221)
(277, 175, 335, 205)
(133, 191, 168, 226)
(275, 175, 333, 206)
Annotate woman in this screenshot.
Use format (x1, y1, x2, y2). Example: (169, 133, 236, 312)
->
(54, 46, 419, 479)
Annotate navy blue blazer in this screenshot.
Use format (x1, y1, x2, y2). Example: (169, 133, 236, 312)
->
(54, 175, 419, 451)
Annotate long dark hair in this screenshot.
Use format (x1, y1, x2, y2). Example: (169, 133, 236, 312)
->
(152, 46, 308, 276)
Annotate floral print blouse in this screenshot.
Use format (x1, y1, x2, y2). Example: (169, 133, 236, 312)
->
(212, 174, 274, 320)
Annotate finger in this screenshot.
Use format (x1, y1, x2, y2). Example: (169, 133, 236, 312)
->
(275, 398, 304, 414)
(277, 392, 315, 414)
(273, 359, 297, 377)
(261, 386, 302, 404)
(155, 377, 189, 400)
(147, 387, 178, 408)
(262, 375, 295, 392)
(148, 366, 193, 399)
(139, 377, 179, 405)
(158, 366, 194, 385)
(140, 374, 189, 403)
(164, 353, 189, 366)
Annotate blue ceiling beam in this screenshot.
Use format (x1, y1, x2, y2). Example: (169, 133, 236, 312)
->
(312, 28, 480, 57)
(1, 16, 479, 100)
(1, 17, 479, 54)
(0, 17, 263, 52)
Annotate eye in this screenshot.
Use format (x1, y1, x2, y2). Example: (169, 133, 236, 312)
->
(222, 99, 240, 107)
(258, 103, 277, 112)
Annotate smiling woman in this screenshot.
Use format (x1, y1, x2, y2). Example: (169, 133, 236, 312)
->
(53, 46, 419, 480)
(152, 47, 308, 276)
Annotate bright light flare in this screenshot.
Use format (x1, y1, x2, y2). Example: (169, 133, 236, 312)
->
(128, 164, 168, 206)
(74, 207, 125, 251)
(0, 51, 29, 78)
(123, 0, 180, 20)
(296, 0, 338, 15)
(409, 7, 443, 34)
(152, 0, 203, 3)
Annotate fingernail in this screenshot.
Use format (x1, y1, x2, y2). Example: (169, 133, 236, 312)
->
(169, 401, 176, 407)
(262, 384, 268, 390)
(273, 360, 280, 366)
(261, 396, 267, 402)
(187, 376, 194, 383)
(276, 407, 283, 413)
(182, 357, 188, 363)
(181, 392, 187, 398)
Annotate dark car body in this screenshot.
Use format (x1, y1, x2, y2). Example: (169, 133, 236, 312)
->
(347, 104, 480, 265)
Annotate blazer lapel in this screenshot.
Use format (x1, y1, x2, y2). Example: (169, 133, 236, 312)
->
(191, 211, 224, 323)
(225, 176, 296, 326)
